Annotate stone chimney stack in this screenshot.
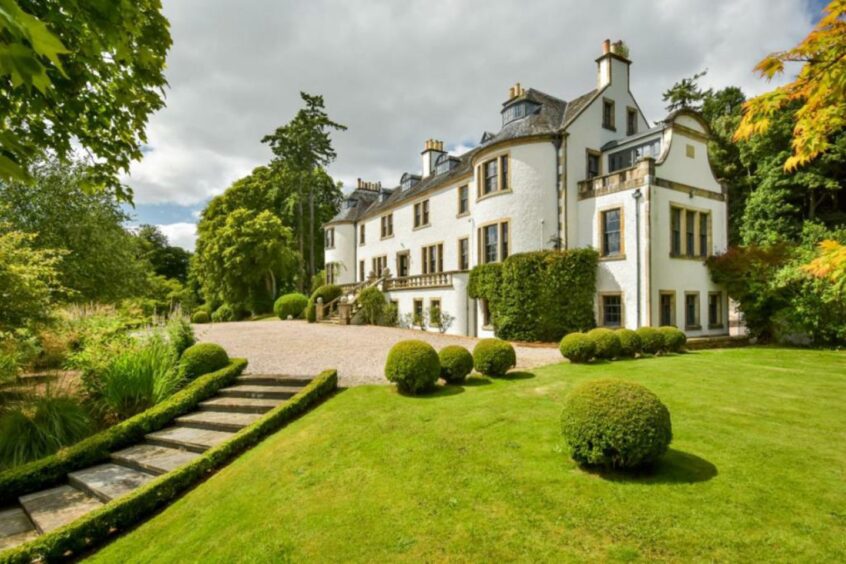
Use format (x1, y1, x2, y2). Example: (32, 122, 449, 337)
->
(421, 138, 445, 178)
(596, 38, 630, 90)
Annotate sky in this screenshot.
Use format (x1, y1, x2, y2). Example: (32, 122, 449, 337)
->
(123, 0, 822, 251)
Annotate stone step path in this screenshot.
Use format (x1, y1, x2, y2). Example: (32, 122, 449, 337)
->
(0, 374, 310, 553)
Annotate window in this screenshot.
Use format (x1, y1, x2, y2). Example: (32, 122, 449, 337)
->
(660, 291, 676, 326)
(372, 256, 387, 278)
(413, 298, 424, 322)
(600, 294, 622, 327)
(671, 208, 682, 256)
(479, 220, 510, 264)
(608, 139, 662, 172)
(458, 238, 469, 270)
(602, 99, 615, 130)
(699, 213, 709, 257)
(601, 208, 622, 257)
(483, 159, 498, 195)
(325, 228, 335, 249)
(685, 211, 696, 256)
(359, 224, 365, 245)
(380, 214, 393, 238)
(627, 107, 638, 136)
(483, 224, 498, 264)
(359, 260, 365, 282)
(397, 252, 409, 277)
(501, 222, 509, 260)
(502, 101, 539, 125)
(500, 155, 509, 191)
(709, 292, 723, 328)
(587, 151, 600, 179)
(671, 206, 712, 258)
(421, 243, 444, 274)
(326, 263, 336, 285)
(481, 299, 492, 327)
(458, 185, 469, 215)
(685, 292, 700, 328)
(414, 200, 430, 228)
(430, 298, 441, 320)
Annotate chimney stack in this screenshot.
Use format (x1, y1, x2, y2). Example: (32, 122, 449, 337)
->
(421, 138, 445, 178)
(602, 39, 611, 55)
(596, 38, 630, 89)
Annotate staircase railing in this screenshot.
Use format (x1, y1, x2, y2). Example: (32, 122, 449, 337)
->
(319, 277, 384, 322)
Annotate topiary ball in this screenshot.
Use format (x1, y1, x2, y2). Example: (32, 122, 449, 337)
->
(559, 332, 595, 363)
(616, 328, 642, 358)
(586, 328, 621, 360)
(438, 345, 474, 384)
(472, 338, 516, 377)
(191, 310, 210, 324)
(211, 304, 234, 323)
(636, 327, 664, 355)
(179, 343, 229, 380)
(274, 293, 308, 320)
(659, 326, 687, 353)
(384, 340, 441, 394)
(561, 379, 672, 469)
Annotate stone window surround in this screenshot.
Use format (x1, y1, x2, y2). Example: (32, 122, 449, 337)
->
(597, 291, 624, 328)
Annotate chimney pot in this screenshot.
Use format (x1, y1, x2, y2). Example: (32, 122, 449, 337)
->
(602, 39, 611, 55)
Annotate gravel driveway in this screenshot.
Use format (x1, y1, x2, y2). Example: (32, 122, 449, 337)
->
(194, 320, 562, 387)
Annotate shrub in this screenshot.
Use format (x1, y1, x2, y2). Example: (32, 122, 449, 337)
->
(380, 302, 399, 327)
(384, 340, 441, 394)
(179, 343, 229, 381)
(472, 338, 516, 377)
(616, 328, 642, 358)
(636, 327, 664, 355)
(559, 332, 595, 363)
(274, 293, 309, 320)
(438, 345, 474, 384)
(357, 287, 386, 325)
(306, 284, 342, 323)
(659, 326, 687, 353)
(0, 351, 19, 386)
(587, 328, 621, 360)
(211, 304, 234, 323)
(191, 310, 210, 324)
(167, 316, 195, 356)
(561, 379, 672, 469)
(33, 329, 75, 370)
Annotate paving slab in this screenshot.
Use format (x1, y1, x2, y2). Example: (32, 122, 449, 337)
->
(111, 444, 200, 475)
(146, 426, 235, 453)
(68, 463, 156, 502)
(176, 410, 261, 432)
(199, 396, 280, 413)
(0, 507, 37, 550)
(218, 384, 300, 399)
(19, 486, 102, 534)
(236, 374, 313, 387)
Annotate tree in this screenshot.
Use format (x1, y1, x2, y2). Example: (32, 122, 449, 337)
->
(136, 225, 191, 282)
(0, 0, 171, 199)
(262, 93, 346, 285)
(662, 69, 708, 112)
(734, 0, 846, 171)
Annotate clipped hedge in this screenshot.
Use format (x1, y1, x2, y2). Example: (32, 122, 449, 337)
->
(659, 326, 687, 353)
(587, 328, 621, 360)
(306, 284, 342, 323)
(559, 332, 595, 363)
(211, 304, 234, 323)
(384, 340, 441, 394)
(637, 327, 664, 355)
(472, 338, 516, 377)
(616, 328, 642, 358)
(438, 345, 474, 384)
(1, 369, 337, 563)
(190, 310, 210, 324)
(274, 293, 308, 320)
(0, 359, 247, 506)
(179, 343, 229, 380)
(468, 249, 598, 342)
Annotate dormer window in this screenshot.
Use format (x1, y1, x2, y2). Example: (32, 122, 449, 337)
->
(343, 198, 357, 210)
(502, 101, 539, 126)
(401, 172, 420, 191)
(435, 153, 459, 175)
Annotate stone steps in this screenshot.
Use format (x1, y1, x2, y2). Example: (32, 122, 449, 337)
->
(236, 374, 312, 387)
(111, 444, 200, 475)
(145, 426, 235, 454)
(67, 463, 156, 503)
(218, 384, 299, 399)
(175, 410, 261, 432)
(199, 396, 279, 413)
(19, 486, 103, 534)
(0, 508, 37, 551)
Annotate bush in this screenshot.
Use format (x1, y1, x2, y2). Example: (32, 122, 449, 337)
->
(167, 317, 195, 356)
(636, 327, 664, 355)
(306, 284, 342, 323)
(191, 310, 210, 324)
(357, 287, 386, 325)
(384, 340, 441, 394)
(274, 293, 308, 320)
(559, 332, 595, 363)
(211, 304, 234, 323)
(438, 345, 474, 384)
(0, 351, 19, 386)
(616, 328, 642, 358)
(179, 343, 229, 381)
(587, 328, 621, 360)
(472, 338, 516, 377)
(561, 379, 672, 469)
(380, 302, 399, 327)
(659, 326, 687, 353)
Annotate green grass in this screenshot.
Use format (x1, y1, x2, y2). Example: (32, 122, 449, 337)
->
(90, 347, 846, 562)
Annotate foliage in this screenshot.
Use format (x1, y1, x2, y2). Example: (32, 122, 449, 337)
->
(0, 351, 18, 386)
(191, 311, 210, 324)
(586, 328, 621, 360)
(0, 388, 93, 470)
(1, 368, 334, 563)
(472, 339, 516, 377)
(636, 327, 664, 355)
(734, 0, 846, 171)
(212, 304, 234, 323)
(616, 328, 642, 358)
(558, 332, 595, 363)
(438, 345, 474, 384)
(136, 225, 191, 282)
(310, 270, 326, 294)
(659, 326, 687, 353)
(274, 292, 309, 320)
(429, 306, 455, 334)
(384, 340, 441, 394)
(179, 343, 229, 381)
(357, 287, 386, 325)
(306, 284, 342, 323)
(662, 69, 709, 112)
(166, 316, 195, 356)
(0, 0, 171, 198)
(561, 379, 672, 469)
(380, 302, 399, 327)
(803, 239, 846, 292)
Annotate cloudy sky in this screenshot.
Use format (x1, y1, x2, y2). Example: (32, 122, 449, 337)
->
(124, 0, 823, 250)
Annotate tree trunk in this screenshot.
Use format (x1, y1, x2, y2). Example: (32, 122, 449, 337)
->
(309, 183, 315, 281)
(267, 269, 277, 302)
(297, 180, 306, 292)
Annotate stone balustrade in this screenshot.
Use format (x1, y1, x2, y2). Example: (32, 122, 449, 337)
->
(577, 157, 654, 200)
(383, 272, 454, 291)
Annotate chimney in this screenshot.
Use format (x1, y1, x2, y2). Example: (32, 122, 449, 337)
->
(421, 138, 445, 178)
(507, 82, 525, 101)
(602, 39, 611, 55)
(596, 38, 630, 90)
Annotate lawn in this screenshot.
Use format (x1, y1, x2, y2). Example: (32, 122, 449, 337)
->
(89, 347, 846, 562)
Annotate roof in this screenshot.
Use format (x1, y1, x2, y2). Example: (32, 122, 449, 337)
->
(480, 88, 568, 146)
(600, 124, 663, 151)
(324, 189, 381, 225)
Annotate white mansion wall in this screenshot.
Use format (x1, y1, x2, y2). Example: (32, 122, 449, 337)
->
(326, 223, 356, 284)
(384, 273, 471, 335)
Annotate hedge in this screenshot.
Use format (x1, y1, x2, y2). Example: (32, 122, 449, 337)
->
(468, 249, 598, 342)
(0, 368, 338, 563)
(0, 359, 247, 506)
(179, 343, 229, 380)
(274, 293, 308, 320)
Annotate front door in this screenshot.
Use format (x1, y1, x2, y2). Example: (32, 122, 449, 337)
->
(397, 253, 409, 277)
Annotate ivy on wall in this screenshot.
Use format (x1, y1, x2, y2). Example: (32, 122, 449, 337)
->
(469, 249, 598, 342)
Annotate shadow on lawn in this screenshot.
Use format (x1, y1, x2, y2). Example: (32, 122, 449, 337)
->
(398, 384, 465, 399)
(499, 371, 535, 381)
(589, 449, 718, 484)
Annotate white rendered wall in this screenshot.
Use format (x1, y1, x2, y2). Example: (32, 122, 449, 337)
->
(384, 273, 470, 336)
(324, 223, 356, 285)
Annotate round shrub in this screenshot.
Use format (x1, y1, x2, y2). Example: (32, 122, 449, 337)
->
(438, 345, 474, 384)
(616, 328, 642, 358)
(179, 343, 229, 380)
(306, 284, 342, 323)
(384, 340, 441, 394)
(636, 327, 664, 355)
(561, 379, 672, 469)
(274, 293, 308, 320)
(357, 286, 386, 325)
(559, 332, 595, 363)
(211, 304, 234, 323)
(191, 310, 210, 324)
(659, 326, 687, 353)
(587, 328, 621, 360)
(472, 338, 516, 377)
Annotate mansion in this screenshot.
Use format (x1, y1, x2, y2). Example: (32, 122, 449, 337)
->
(323, 40, 728, 338)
